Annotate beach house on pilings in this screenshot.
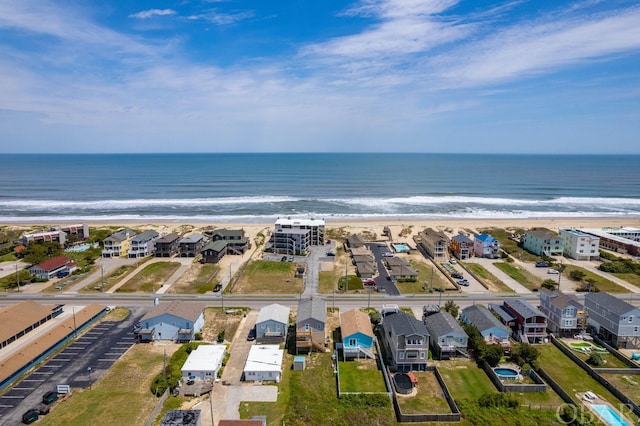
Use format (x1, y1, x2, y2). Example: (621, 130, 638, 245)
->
(295, 298, 326, 354)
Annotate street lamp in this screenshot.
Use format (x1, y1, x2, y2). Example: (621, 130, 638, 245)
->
(87, 366, 92, 389)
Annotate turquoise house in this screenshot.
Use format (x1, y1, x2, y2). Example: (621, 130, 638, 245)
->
(340, 309, 374, 360)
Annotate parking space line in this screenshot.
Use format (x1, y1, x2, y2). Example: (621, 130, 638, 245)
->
(2, 396, 25, 399)
(32, 372, 54, 375)
(105, 353, 123, 356)
(22, 379, 45, 382)
(12, 387, 34, 391)
(55, 358, 71, 362)
(0, 404, 14, 408)
(98, 358, 119, 362)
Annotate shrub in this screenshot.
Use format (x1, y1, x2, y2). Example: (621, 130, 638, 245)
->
(194, 332, 203, 341)
(477, 392, 519, 409)
(587, 352, 605, 367)
(217, 330, 225, 343)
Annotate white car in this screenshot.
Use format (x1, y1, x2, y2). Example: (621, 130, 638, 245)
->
(449, 258, 457, 264)
(547, 269, 559, 274)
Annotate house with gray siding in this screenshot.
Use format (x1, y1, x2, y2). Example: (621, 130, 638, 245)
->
(296, 298, 326, 353)
(380, 310, 429, 372)
(423, 311, 468, 359)
(136, 301, 206, 342)
(584, 292, 640, 349)
(128, 230, 160, 258)
(539, 288, 586, 336)
(179, 233, 206, 257)
(255, 304, 290, 342)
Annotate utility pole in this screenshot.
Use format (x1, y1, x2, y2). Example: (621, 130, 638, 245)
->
(345, 263, 348, 292)
(101, 266, 104, 291)
(16, 262, 20, 292)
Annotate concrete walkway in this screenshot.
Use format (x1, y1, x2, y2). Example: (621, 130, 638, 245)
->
(193, 311, 278, 425)
(471, 257, 531, 294)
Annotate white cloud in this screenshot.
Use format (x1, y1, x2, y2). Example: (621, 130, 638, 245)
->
(128, 9, 176, 20)
(438, 7, 640, 86)
(186, 10, 254, 25)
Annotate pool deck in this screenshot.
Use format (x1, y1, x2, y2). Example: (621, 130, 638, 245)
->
(579, 392, 634, 426)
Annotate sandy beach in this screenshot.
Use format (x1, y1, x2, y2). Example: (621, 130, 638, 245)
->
(5, 217, 638, 242)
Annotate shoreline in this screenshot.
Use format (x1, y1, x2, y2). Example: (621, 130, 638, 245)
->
(4, 216, 639, 242)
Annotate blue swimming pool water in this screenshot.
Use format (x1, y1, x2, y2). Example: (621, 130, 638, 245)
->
(591, 404, 630, 426)
(392, 244, 409, 252)
(493, 368, 518, 377)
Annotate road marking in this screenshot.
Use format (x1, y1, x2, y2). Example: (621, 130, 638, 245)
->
(0, 404, 14, 408)
(12, 387, 34, 391)
(105, 353, 123, 356)
(1, 395, 25, 399)
(98, 358, 119, 362)
(55, 358, 71, 362)
(22, 379, 45, 382)
(32, 372, 54, 375)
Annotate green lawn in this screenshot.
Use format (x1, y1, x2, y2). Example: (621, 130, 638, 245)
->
(436, 359, 496, 400)
(599, 373, 640, 404)
(242, 350, 393, 426)
(494, 262, 542, 291)
(615, 273, 640, 287)
(396, 371, 451, 414)
(338, 359, 386, 393)
(116, 262, 181, 293)
(231, 260, 302, 294)
(79, 264, 137, 292)
(465, 262, 514, 293)
(537, 343, 638, 422)
(563, 265, 629, 293)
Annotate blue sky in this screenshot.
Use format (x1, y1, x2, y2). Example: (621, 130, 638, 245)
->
(1, 0, 639, 154)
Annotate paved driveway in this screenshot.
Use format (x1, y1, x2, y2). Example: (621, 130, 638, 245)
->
(192, 311, 278, 425)
(0, 307, 145, 425)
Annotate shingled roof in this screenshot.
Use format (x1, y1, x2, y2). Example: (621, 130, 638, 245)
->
(141, 301, 206, 323)
(340, 309, 374, 339)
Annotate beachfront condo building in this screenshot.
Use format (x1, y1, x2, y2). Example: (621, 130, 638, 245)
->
(522, 229, 563, 257)
(274, 218, 325, 245)
(559, 228, 600, 261)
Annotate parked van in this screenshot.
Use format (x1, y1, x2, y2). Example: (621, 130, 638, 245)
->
(42, 391, 58, 404)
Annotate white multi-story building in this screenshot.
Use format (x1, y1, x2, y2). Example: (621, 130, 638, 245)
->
(274, 218, 325, 245)
(559, 228, 600, 261)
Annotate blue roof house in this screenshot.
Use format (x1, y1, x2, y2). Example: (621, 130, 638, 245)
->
(474, 234, 501, 259)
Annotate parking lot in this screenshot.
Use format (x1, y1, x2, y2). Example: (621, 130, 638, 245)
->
(0, 307, 145, 425)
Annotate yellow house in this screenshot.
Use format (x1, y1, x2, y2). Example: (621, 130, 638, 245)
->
(102, 229, 136, 258)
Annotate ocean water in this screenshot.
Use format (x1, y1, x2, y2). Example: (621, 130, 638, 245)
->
(1, 153, 639, 222)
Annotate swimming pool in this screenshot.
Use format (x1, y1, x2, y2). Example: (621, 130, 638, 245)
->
(392, 244, 410, 252)
(591, 404, 630, 426)
(493, 367, 519, 379)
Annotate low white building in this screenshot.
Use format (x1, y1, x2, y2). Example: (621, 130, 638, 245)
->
(181, 345, 226, 381)
(243, 345, 283, 382)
